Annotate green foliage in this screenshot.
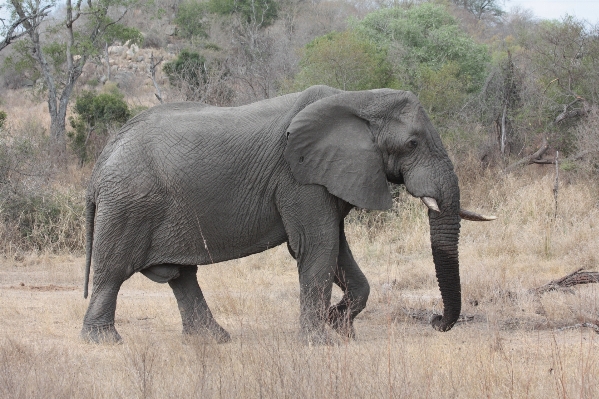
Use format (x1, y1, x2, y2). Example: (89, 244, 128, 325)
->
(103, 22, 144, 45)
(175, 0, 209, 39)
(68, 86, 131, 164)
(2, 39, 42, 85)
(208, 0, 278, 27)
(163, 50, 207, 89)
(354, 3, 490, 96)
(418, 62, 468, 115)
(451, 0, 504, 20)
(294, 31, 397, 91)
(42, 42, 68, 72)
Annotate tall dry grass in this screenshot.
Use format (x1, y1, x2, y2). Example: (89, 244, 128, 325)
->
(1, 104, 598, 397)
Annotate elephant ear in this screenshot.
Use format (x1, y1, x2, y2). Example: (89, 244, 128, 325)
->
(284, 92, 393, 210)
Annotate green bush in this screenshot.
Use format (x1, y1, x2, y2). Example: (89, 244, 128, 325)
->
(175, 0, 209, 39)
(354, 3, 489, 100)
(163, 50, 208, 91)
(294, 31, 397, 92)
(68, 86, 131, 165)
(208, 0, 278, 27)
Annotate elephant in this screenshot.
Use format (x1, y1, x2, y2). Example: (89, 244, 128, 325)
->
(81, 85, 494, 344)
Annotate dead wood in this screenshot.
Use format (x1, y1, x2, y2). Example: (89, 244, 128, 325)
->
(505, 136, 549, 172)
(533, 268, 599, 295)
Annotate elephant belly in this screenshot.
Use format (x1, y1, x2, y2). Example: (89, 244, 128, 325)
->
(147, 206, 289, 267)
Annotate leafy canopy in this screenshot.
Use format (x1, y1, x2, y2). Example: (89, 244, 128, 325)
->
(354, 3, 490, 95)
(293, 31, 397, 91)
(207, 0, 278, 27)
(175, 0, 209, 39)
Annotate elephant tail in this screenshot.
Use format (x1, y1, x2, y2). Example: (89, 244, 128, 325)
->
(83, 199, 96, 299)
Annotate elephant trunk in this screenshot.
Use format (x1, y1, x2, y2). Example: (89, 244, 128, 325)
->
(428, 172, 461, 332)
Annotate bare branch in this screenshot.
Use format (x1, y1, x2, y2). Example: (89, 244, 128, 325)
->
(0, 4, 51, 52)
(148, 52, 164, 104)
(505, 136, 549, 172)
(533, 268, 599, 295)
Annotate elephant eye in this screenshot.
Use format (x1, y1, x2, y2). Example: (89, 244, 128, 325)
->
(408, 140, 418, 149)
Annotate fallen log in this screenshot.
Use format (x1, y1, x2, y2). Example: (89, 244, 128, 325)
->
(533, 268, 599, 295)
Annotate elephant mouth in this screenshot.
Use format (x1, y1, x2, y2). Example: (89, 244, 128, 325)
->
(420, 197, 497, 221)
(386, 172, 404, 185)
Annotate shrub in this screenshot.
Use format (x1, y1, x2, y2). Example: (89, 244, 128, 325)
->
(163, 50, 207, 89)
(68, 86, 131, 165)
(0, 118, 84, 254)
(0, 111, 6, 129)
(294, 31, 397, 91)
(208, 0, 278, 27)
(175, 0, 209, 39)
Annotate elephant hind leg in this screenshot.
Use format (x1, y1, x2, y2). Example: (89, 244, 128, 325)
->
(328, 222, 370, 339)
(168, 265, 231, 344)
(81, 275, 126, 344)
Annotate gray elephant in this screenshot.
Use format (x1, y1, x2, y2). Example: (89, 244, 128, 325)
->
(81, 85, 493, 344)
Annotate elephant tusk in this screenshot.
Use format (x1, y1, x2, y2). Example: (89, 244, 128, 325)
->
(459, 209, 497, 221)
(421, 197, 440, 213)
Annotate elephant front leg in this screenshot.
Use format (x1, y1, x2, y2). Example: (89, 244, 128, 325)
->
(168, 266, 231, 343)
(327, 222, 370, 339)
(81, 278, 125, 344)
(295, 234, 339, 345)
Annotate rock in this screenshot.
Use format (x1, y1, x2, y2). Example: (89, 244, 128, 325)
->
(164, 25, 176, 36)
(108, 46, 125, 55)
(136, 55, 145, 63)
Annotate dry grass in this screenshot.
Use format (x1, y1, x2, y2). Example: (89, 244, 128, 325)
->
(1, 162, 599, 397)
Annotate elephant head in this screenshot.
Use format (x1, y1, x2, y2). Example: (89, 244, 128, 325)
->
(285, 88, 494, 332)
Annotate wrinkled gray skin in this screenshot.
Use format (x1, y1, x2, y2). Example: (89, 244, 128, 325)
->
(81, 85, 461, 344)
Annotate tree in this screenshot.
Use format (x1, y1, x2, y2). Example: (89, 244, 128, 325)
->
(0, 2, 51, 52)
(174, 0, 209, 39)
(208, 0, 278, 28)
(451, 0, 504, 21)
(6, 0, 138, 155)
(354, 3, 490, 102)
(294, 31, 397, 91)
(516, 16, 599, 156)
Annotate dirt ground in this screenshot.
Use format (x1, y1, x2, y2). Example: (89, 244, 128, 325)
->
(1, 242, 598, 398)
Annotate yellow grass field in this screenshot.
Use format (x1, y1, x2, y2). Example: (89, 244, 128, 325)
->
(1, 166, 598, 398)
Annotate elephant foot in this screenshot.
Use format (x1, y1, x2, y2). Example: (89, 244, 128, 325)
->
(183, 321, 231, 344)
(80, 324, 122, 344)
(327, 306, 356, 339)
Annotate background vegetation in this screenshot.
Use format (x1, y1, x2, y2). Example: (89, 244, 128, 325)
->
(0, 0, 598, 397)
